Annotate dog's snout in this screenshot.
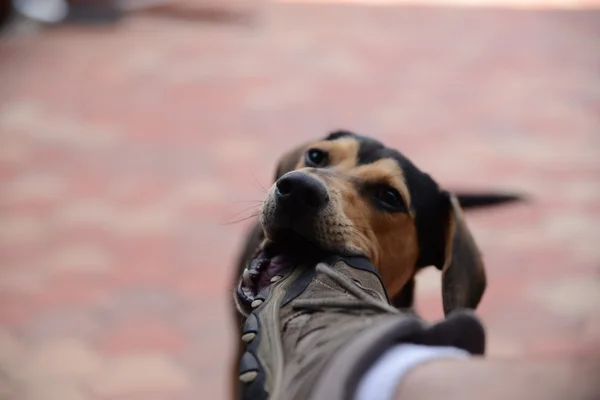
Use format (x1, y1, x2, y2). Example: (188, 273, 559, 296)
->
(276, 172, 329, 211)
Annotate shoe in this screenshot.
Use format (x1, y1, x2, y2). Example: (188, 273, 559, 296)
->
(235, 255, 486, 400)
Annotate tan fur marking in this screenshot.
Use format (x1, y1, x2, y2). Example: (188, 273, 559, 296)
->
(314, 138, 360, 171)
(333, 176, 418, 298)
(312, 163, 419, 299)
(353, 158, 412, 214)
(281, 137, 362, 173)
(371, 212, 419, 298)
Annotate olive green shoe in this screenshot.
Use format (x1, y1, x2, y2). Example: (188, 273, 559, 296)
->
(235, 256, 485, 400)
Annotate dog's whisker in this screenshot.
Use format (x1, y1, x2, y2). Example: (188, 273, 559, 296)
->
(338, 222, 373, 234)
(348, 224, 373, 237)
(228, 200, 265, 204)
(346, 227, 371, 249)
(335, 223, 372, 248)
(226, 204, 262, 219)
(346, 216, 370, 222)
(349, 226, 374, 246)
(249, 171, 268, 194)
(221, 212, 261, 226)
(225, 203, 263, 213)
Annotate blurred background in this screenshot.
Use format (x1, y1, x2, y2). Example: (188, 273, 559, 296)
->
(0, 0, 599, 399)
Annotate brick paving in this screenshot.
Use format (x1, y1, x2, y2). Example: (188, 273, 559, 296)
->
(1, 2, 599, 399)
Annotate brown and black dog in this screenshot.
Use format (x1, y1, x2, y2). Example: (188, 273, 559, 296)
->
(233, 130, 519, 315)
(230, 130, 520, 397)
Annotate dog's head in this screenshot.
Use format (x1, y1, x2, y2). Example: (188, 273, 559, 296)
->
(237, 131, 486, 316)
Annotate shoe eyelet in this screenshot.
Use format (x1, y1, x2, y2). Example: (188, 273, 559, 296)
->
(239, 371, 258, 383)
(241, 332, 256, 343)
(251, 299, 263, 308)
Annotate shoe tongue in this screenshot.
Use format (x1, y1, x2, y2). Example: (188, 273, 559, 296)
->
(320, 255, 390, 302)
(323, 255, 378, 275)
(322, 255, 383, 284)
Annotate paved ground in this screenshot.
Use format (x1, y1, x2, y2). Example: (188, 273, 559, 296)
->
(0, 1, 599, 399)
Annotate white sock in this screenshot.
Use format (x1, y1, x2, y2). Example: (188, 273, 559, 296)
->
(354, 344, 470, 400)
(14, 0, 69, 23)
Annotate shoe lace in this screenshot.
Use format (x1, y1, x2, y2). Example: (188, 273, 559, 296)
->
(292, 262, 401, 315)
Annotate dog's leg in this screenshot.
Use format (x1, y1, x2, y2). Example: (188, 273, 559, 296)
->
(390, 277, 415, 309)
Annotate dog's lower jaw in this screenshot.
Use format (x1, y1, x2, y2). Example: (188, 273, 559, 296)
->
(233, 288, 250, 317)
(236, 253, 297, 309)
(234, 224, 369, 316)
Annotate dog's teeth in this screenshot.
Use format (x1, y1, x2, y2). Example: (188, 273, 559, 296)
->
(242, 269, 252, 285)
(250, 258, 266, 271)
(249, 270, 261, 281)
(270, 275, 282, 283)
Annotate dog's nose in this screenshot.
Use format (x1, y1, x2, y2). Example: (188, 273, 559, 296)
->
(276, 172, 329, 211)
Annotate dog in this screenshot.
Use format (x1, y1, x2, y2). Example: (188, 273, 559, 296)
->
(233, 130, 520, 316)
(230, 130, 520, 398)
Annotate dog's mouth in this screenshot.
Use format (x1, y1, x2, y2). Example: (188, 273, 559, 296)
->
(236, 229, 335, 307)
(237, 253, 293, 305)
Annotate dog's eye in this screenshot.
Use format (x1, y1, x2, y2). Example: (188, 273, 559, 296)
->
(305, 148, 328, 167)
(373, 186, 406, 211)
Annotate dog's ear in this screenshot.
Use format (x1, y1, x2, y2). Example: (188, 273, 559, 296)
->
(273, 143, 307, 182)
(439, 192, 486, 315)
(418, 190, 486, 316)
